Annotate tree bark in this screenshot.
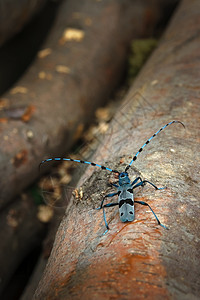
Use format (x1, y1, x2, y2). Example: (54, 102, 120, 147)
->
(33, 0, 200, 299)
(0, 0, 171, 297)
(0, 0, 163, 209)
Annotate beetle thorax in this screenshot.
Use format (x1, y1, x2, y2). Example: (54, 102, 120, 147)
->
(118, 172, 130, 186)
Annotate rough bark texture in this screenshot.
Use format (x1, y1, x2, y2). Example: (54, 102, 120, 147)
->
(0, 0, 163, 209)
(0, 0, 48, 46)
(33, 0, 200, 299)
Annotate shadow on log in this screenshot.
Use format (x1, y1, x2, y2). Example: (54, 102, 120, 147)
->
(0, 194, 45, 295)
(33, 0, 200, 299)
(0, 0, 47, 46)
(0, 0, 61, 95)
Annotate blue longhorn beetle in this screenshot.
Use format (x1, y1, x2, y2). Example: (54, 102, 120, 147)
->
(40, 120, 184, 234)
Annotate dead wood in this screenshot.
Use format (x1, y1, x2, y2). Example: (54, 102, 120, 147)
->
(0, 0, 170, 297)
(33, 0, 200, 299)
(0, 0, 164, 209)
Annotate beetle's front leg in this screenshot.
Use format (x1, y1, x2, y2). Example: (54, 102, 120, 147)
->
(96, 192, 118, 209)
(131, 176, 144, 187)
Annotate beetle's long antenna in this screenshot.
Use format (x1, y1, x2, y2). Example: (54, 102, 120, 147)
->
(39, 157, 119, 174)
(125, 120, 185, 172)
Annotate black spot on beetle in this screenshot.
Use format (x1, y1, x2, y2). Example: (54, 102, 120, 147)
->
(119, 198, 133, 208)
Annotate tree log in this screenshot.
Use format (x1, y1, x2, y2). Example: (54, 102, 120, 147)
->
(0, 0, 171, 297)
(0, 0, 164, 209)
(33, 0, 200, 299)
(0, 194, 45, 294)
(0, 1, 61, 95)
(0, 0, 48, 46)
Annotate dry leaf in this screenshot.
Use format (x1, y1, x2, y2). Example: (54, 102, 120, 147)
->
(56, 65, 71, 74)
(38, 48, 52, 58)
(37, 205, 54, 223)
(10, 86, 28, 94)
(59, 28, 85, 44)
